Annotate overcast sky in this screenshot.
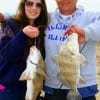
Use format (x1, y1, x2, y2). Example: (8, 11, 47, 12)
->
(46, 0, 100, 12)
(0, 0, 100, 14)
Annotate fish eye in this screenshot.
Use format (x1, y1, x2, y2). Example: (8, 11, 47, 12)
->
(69, 51, 74, 55)
(71, 52, 74, 55)
(30, 60, 34, 64)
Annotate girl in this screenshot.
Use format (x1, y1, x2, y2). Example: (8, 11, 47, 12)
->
(0, 0, 48, 100)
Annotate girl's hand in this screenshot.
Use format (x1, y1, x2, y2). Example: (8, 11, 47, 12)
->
(23, 26, 39, 38)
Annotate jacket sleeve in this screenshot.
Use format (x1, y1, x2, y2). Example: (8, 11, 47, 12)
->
(84, 12, 100, 42)
(0, 23, 28, 64)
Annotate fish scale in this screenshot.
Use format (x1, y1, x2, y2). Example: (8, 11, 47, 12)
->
(52, 33, 86, 100)
(19, 46, 46, 100)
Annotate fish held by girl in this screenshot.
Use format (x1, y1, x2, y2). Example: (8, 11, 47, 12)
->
(19, 46, 46, 100)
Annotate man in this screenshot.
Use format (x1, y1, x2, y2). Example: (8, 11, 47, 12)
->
(44, 0, 100, 100)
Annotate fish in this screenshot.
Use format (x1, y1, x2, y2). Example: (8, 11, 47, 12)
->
(52, 33, 86, 100)
(19, 46, 46, 100)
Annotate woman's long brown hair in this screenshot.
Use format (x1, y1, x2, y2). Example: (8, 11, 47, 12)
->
(13, 0, 48, 59)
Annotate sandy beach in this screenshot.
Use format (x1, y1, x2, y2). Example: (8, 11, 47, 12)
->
(96, 43, 100, 99)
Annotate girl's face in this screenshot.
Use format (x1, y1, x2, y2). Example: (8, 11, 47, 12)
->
(25, 0, 42, 25)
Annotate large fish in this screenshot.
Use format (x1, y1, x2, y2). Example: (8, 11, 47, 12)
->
(19, 46, 46, 100)
(52, 33, 86, 100)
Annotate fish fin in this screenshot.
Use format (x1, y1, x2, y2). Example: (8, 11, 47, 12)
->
(19, 70, 28, 80)
(67, 89, 82, 100)
(51, 55, 58, 65)
(19, 69, 33, 80)
(79, 76, 86, 84)
(40, 90, 45, 98)
(37, 68, 47, 78)
(57, 73, 70, 87)
(78, 54, 87, 64)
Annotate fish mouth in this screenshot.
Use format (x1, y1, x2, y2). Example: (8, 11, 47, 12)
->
(30, 60, 38, 66)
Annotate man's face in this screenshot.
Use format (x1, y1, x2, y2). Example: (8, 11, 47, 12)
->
(56, 0, 78, 15)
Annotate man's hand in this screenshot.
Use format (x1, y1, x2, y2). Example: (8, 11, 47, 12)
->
(64, 24, 85, 44)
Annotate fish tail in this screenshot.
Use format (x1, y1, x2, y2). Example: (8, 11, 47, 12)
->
(67, 90, 82, 100)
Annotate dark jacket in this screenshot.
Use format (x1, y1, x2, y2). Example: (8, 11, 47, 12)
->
(0, 19, 34, 91)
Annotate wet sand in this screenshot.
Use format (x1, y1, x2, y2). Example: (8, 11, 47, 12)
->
(96, 43, 100, 99)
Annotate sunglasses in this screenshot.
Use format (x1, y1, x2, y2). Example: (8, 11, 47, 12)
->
(25, 1, 42, 8)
